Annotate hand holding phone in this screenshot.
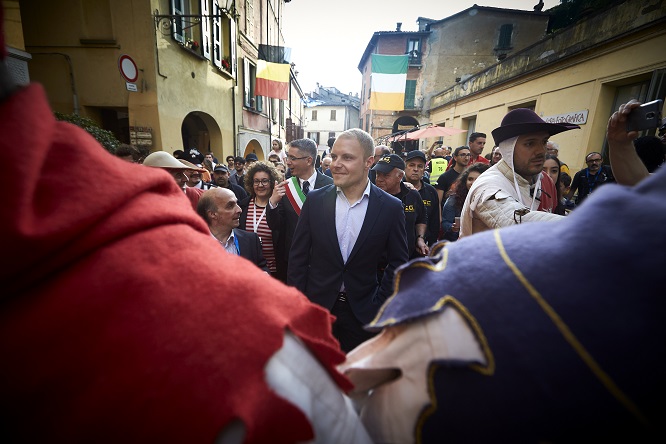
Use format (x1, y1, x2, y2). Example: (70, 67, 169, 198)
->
(626, 99, 663, 132)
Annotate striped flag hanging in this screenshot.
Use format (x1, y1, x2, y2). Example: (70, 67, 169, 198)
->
(369, 54, 409, 111)
(284, 176, 307, 216)
(256, 44, 291, 101)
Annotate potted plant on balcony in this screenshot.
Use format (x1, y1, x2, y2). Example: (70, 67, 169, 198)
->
(222, 56, 231, 71)
(186, 38, 200, 51)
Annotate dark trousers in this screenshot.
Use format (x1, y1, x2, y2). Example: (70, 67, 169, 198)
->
(331, 293, 377, 353)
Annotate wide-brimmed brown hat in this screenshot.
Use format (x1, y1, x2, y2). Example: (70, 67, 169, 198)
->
(492, 108, 580, 145)
(143, 151, 200, 170)
(178, 159, 206, 171)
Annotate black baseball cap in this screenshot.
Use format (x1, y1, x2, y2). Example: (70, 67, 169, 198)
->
(405, 150, 426, 162)
(372, 154, 406, 173)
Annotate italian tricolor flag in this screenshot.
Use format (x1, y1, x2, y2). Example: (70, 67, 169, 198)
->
(369, 54, 409, 111)
(284, 176, 307, 216)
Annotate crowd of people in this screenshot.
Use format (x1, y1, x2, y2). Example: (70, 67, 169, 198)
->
(120, 99, 665, 441)
(3, 8, 665, 440)
(127, 107, 665, 357)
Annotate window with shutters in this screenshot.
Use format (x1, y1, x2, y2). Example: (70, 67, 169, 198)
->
(330, 110, 336, 121)
(406, 38, 421, 65)
(244, 58, 262, 112)
(308, 132, 320, 144)
(170, 0, 189, 44)
(168, 1, 237, 77)
(404, 80, 416, 109)
(245, 0, 254, 42)
(211, 1, 236, 76)
(311, 110, 318, 121)
(497, 24, 513, 50)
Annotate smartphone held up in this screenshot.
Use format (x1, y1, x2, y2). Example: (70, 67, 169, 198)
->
(626, 99, 663, 132)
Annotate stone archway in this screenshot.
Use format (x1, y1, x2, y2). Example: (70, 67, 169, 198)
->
(181, 111, 223, 161)
(243, 139, 265, 161)
(391, 115, 420, 154)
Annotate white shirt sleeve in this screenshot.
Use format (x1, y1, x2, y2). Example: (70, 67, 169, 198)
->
(264, 331, 372, 444)
(217, 331, 372, 444)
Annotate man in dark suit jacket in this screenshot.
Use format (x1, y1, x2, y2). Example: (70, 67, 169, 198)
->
(268, 138, 333, 277)
(234, 228, 268, 272)
(196, 187, 268, 272)
(288, 129, 409, 352)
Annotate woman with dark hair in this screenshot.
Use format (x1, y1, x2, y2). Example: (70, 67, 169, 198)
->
(239, 161, 283, 278)
(442, 163, 490, 241)
(542, 154, 565, 215)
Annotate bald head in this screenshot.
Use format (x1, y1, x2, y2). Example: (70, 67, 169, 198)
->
(197, 187, 240, 231)
(373, 145, 391, 163)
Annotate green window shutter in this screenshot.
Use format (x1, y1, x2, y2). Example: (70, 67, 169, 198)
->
(498, 24, 513, 49)
(404, 80, 416, 109)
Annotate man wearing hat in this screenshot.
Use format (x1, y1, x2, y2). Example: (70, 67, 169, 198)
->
(460, 108, 579, 237)
(404, 150, 440, 247)
(245, 152, 258, 166)
(212, 163, 248, 201)
(373, 154, 429, 259)
(339, 100, 665, 443)
(143, 151, 205, 210)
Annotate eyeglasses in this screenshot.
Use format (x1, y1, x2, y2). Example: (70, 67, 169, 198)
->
(458, 153, 472, 157)
(253, 179, 271, 186)
(287, 155, 309, 162)
(586, 158, 602, 163)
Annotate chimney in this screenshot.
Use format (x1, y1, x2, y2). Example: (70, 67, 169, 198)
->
(396, 22, 402, 31)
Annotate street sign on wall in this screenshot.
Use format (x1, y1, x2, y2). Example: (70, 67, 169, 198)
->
(118, 54, 138, 92)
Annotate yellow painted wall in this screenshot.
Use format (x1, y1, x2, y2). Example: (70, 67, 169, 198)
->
(152, 0, 235, 157)
(2, 1, 24, 50)
(19, 0, 237, 161)
(431, 32, 666, 173)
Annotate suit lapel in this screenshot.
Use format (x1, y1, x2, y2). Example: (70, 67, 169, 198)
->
(322, 186, 344, 265)
(314, 171, 330, 189)
(347, 184, 382, 264)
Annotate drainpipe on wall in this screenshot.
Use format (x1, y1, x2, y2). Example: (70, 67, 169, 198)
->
(31, 52, 80, 115)
(232, 83, 237, 157)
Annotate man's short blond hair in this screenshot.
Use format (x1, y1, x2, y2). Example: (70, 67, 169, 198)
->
(336, 128, 375, 158)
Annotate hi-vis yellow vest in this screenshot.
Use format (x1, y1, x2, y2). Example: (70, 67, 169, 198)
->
(429, 157, 448, 183)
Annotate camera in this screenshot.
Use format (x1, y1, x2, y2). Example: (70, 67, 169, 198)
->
(626, 99, 663, 132)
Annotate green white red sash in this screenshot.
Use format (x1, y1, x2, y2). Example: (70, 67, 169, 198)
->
(285, 176, 307, 215)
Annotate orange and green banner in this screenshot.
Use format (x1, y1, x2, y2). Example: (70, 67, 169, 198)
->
(369, 54, 409, 111)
